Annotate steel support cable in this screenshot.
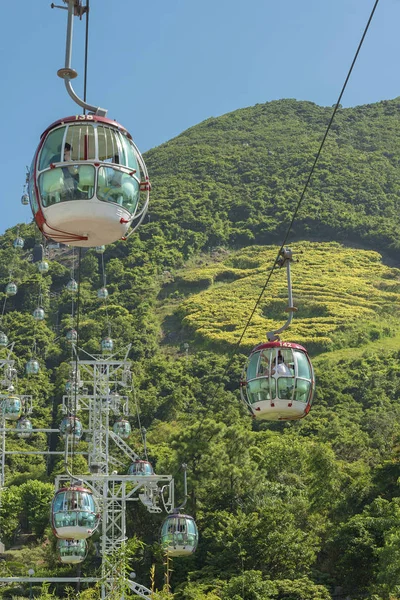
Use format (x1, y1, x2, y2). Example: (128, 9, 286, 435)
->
(230, 0, 381, 359)
(70, 0, 88, 473)
(191, 0, 381, 435)
(71, 248, 82, 474)
(83, 0, 90, 112)
(100, 253, 111, 335)
(0, 295, 7, 322)
(132, 382, 148, 460)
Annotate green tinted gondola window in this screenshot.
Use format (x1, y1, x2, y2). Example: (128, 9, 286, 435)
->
(39, 127, 66, 171)
(293, 350, 311, 379)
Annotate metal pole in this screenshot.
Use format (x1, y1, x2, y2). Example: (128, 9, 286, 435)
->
(56, 0, 107, 115)
(267, 248, 297, 341)
(65, 0, 74, 70)
(28, 569, 35, 599)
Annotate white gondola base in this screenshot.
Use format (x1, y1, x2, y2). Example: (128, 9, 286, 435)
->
(42, 200, 131, 248)
(250, 398, 310, 421)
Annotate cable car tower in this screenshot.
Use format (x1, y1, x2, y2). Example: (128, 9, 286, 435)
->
(56, 342, 176, 598)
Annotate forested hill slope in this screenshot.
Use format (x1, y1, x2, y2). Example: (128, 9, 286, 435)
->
(1, 99, 400, 600)
(144, 97, 400, 263)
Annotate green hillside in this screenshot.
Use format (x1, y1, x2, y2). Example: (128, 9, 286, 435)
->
(145, 97, 400, 261)
(170, 242, 400, 353)
(1, 99, 400, 599)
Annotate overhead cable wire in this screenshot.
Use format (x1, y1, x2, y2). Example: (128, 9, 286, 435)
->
(71, 248, 82, 474)
(71, 0, 89, 473)
(83, 0, 90, 112)
(132, 382, 148, 460)
(100, 252, 111, 336)
(193, 0, 381, 427)
(230, 0, 380, 356)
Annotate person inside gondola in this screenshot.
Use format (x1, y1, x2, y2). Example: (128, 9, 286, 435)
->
(272, 353, 292, 377)
(50, 142, 72, 165)
(47, 143, 80, 201)
(61, 144, 80, 199)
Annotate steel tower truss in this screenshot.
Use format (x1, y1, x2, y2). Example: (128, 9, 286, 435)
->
(0, 347, 175, 598)
(60, 346, 175, 598)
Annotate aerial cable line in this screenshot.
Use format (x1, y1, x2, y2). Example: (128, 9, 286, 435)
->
(71, 247, 82, 474)
(231, 0, 381, 355)
(192, 0, 381, 428)
(69, 0, 88, 470)
(83, 0, 89, 112)
(100, 252, 111, 337)
(132, 382, 149, 461)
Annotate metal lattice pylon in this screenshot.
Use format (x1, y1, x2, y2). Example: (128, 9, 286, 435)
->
(0, 344, 175, 598)
(59, 345, 175, 598)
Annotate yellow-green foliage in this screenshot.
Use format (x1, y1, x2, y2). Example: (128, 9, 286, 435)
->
(177, 242, 400, 352)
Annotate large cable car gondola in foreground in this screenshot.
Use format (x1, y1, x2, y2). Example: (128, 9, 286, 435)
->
(28, 115, 150, 247)
(240, 248, 315, 421)
(51, 485, 100, 539)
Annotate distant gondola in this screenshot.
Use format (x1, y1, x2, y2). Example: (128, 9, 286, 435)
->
(57, 538, 87, 564)
(128, 460, 154, 476)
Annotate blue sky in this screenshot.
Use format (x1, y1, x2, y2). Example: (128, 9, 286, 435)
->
(1, 0, 399, 234)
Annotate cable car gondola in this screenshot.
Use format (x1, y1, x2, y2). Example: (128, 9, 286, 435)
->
(37, 260, 49, 273)
(13, 237, 24, 250)
(66, 328, 78, 344)
(113, 417, 131, 439)
(51, 486, 99, 539)
(16, 417, 33, 438)
(240, 341, 315, 420)
(28, 115, 150, 247)
(101, 336, 114, 354)
(25, 359, 40, 375)
(127, 460, 154, 476)
(66, 278, 78, 293)
(5, 282, 17, 297)
(60, 416, 83, 440)
(57, 538, 88, 564)
(2, 396, 22, 421)
(160, 513, 199, 557)
(33, 307, 45, 321)
(97, 287, 108, 300)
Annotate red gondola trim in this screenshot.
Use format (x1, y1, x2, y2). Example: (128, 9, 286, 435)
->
(251, 340, 308, 353)
(39, 115, 130, 140)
